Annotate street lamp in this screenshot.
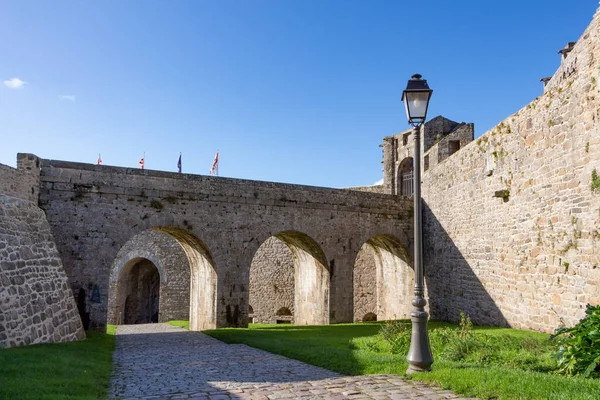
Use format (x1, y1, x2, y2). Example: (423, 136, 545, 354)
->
(402, 73, 434, 373)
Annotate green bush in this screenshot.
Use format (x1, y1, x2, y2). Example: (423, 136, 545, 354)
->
(378, 312, 554, 372)
(552, 304, 600, 378)
(378, 320, 411, 354)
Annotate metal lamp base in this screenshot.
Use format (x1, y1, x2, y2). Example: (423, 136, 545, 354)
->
(406, 312, 433, 374)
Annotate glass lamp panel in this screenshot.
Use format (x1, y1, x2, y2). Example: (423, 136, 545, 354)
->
(406, 91, 430, 120)
(403, 97, 411, 122)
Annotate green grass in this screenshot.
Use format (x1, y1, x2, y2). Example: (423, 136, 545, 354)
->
(167, 320, 190, 330)
(106, 324, 117, 335)
(205, 321, 600, 400)
(0, 331, 115, 400)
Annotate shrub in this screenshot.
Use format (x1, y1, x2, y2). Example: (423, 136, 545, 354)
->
(552, 304, 600, 378)
(378, 320, 411, 354)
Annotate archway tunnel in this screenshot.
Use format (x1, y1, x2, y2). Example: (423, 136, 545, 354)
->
(353, 234, 414, 321)
(249, 230, 330, 326)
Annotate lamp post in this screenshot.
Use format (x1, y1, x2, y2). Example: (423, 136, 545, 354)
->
(402, 73, 434, 373)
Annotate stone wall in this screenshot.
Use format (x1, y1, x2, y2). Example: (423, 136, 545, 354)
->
(107, 229, 191, 324)
(0, 192, 84, 347)
(0, 155, 39, 203)
(422, 7, 600, 332)
(249, 237, 295, 323)
(37, 158, 413, 328)
(346, 185, 385, 194)
(426, 123, 474, 170)
(382, 117, 474, 195)
(353, 244, 377, 321)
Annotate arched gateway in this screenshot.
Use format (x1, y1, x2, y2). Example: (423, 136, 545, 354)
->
(37, 157, 412, 329)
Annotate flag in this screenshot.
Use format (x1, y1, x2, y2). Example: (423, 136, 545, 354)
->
(139, 157, 145, 169)
(97, 154, 102, 165)
(177, 153, 182, 173)
(209, 151, 219, 175)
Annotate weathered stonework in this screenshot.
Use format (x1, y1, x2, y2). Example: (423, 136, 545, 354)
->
(0, 156, 39, 203)
(107, 229, 191, 325)
(0, 160, 84, 347)
(4, 8, 599, 338)
(35, 158, 413, 329)
(249, 237, 295, 324)
(353, 244, 377, 321)
(382, 116, 475, 195)
(395, 7, 599, 332)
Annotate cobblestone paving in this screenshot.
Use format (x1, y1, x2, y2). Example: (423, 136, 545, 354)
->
(109, 324, 473, 400)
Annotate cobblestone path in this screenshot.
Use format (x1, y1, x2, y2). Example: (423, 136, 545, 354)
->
(109, 324, 473, 400)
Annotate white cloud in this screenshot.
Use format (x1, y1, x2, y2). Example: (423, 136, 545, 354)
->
(373, 178, 384, 186)
(3, 77, 26, 89)
(60, 95, 76, 102)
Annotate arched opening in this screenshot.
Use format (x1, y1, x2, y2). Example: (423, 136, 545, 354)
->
(118, 258, 160, 324)
(276, 307, 293, 324)
(362, 312, 377, 322)
(249, 237, 295, 324)
(249, 231, 329, 326)
(155, 227, 217, 331)
(276, 307, 292, 316)
(397, 157, 414, 196)
(108, 227, 217, 331)
(353, 234, 414, 321)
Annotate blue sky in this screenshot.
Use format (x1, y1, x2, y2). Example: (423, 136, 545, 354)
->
(1, 1, 598, 187)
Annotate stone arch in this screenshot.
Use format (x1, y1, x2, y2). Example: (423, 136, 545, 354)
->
(353, 234, 413, 321)
(276, 230, 329, 325)
(153, 227, 217, 331)
(119, 258, 161, 324)
(276, 306, 293, 324)
(362, 312, 377, 322)
(108, 227, 217, 330)
(109, 247, 170, 325)
(249, 231, 329, 326)
(276, 307, 292, 316)
(397, 157, 414, 196)
(249, 237, 295, 324)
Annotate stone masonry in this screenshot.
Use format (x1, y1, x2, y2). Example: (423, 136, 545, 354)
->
(0, 158, 84, 348)
(382, 116, 475, 195)
(4, 8, 600, 342)
(382, 7, 600, 332)
(34, 157, 413, 330)
(107, 229, 191, 324)
(249, 236, 295, 324)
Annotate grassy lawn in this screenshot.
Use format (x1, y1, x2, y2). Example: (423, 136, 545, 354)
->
(204, 321, 600, 400)
(0, 331, 115, 400)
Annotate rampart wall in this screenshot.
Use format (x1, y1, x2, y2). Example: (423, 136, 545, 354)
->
(0, 158, 84, 348)
(0, 154, 39, 203)
(422, 7, 600, 332)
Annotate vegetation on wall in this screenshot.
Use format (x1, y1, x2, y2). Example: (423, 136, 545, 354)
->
(591, 169, 600, 193)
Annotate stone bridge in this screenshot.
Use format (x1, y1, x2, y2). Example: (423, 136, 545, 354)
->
(29, 155, 415, 330)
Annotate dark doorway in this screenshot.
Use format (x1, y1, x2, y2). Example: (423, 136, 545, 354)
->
(123, 259, 160, 324)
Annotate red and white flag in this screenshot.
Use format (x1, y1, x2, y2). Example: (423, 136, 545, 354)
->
(97, 154, 102, 165)
(209, 151, 219, 175)
(139, 157, 145, 169)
